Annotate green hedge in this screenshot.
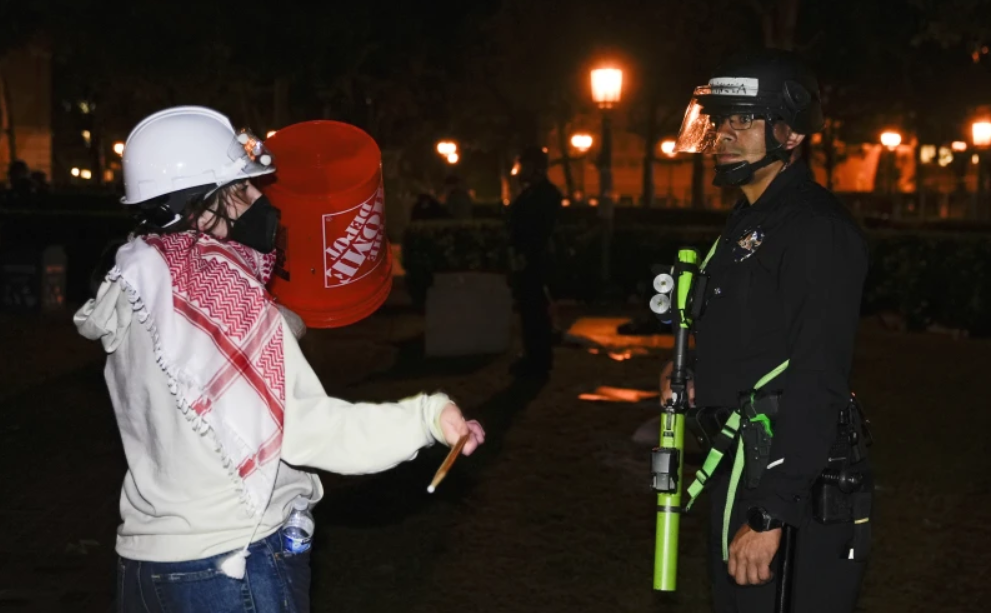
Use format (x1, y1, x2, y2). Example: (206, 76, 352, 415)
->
(402, 220, 991, 336)
(400, 220, 722, 306)
(863, 233, 991, 335)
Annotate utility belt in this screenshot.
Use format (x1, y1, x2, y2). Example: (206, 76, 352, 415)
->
(684, 367, 874, 561)
(692, 390, 783, 488)
(687, 391, 871, 482)
(682, 390, 788, 514)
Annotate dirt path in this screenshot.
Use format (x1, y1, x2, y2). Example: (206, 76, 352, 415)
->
(0, 306, 988, 612)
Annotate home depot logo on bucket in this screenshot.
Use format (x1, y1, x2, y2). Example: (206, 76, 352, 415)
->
(323, 184, 385, 288)
(260, 119, 393, 329)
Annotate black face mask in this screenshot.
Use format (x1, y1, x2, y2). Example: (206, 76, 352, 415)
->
(229, 195, 280, 254)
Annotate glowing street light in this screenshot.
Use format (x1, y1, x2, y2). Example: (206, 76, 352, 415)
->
(591, 68, 623, 109)
(973, 121, 991, 149)
(952, 141, 968, 152)
(878, 132, 902, 197)
(973, 121, 991, 220)
(70, 167, 80, 177)
(659, 139, 677, 157)
(570, 133, 593, 153)
(436, 141, 457, 156)
(590, 64, 623, 283)
(113, 142, 125, 156)
(880, 131, 902, 150)
(446, 152, 460, 164)
(80, 169, 93, 180)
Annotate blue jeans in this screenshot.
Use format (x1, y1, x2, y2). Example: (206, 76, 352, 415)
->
(116, 530, 311, 612)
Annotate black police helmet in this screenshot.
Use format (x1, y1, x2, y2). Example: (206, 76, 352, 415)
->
(697, 49, 824, 135)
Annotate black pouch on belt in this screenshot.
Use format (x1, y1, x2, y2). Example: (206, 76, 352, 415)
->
(813, 465, 873, 559)
(686, 405, 734, 451)
(813, 394, 873, 523)
(813, 394, 874, 560)
(739, 390, 781, 489)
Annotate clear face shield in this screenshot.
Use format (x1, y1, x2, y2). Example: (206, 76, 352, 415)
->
(674, 85, 764, 155)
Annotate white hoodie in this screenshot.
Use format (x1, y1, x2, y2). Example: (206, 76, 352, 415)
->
(75, 278, 451, 563)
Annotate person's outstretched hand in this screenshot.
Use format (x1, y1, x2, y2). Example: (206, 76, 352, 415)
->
(438, 403, 486, 454)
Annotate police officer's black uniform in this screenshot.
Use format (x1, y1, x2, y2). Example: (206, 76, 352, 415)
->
(673, 50, 874, 613)
(695, 160, 870, 612)
(507, 147, 562, 376)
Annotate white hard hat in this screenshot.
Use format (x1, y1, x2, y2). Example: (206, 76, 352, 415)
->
(120, 105, 275, 206)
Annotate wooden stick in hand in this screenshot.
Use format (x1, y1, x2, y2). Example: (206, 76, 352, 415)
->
(427, 433, 470, 493)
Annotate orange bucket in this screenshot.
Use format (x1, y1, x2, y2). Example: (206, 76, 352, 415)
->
(260, 120, 391, 328)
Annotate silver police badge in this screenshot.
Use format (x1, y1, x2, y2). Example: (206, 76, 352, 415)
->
(733, 226, 765, 262)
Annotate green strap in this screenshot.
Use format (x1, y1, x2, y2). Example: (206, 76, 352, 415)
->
(722, 438, 746, 561)
(684, 360, 789, 508)
(701, 238, 720, 272)
(684, 356, 792, 556)
(719, 358, 790, 558)
(685, 412, 742, 510)
(744, 361, 789, 437)
(754, 360, 789, 391)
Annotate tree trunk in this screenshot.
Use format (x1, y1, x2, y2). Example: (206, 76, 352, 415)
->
(760, 9, 776, 48)
(238, 83, 254, 130)
(823, 118, 835, 190)
(0, 67, 16, 164)
(692, 153, 706, 209)
(516, 110, 540, 151)
(274, 76, 290, 129)
(914, 137, 925, 218)
(754, 0, 801, 50)
(775, 0, 800, 50)
(642, 98, 658, 208)
(90, 106, 104, 185)
(555, 114, 575, 198)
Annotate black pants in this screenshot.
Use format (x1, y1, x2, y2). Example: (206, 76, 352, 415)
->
(707, 472, 867, 613)
(513, 269, 552, 371)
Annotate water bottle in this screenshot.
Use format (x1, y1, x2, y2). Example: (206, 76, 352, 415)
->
(282, 497, 315, 554)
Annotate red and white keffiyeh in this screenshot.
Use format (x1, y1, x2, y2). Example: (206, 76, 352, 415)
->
(109, 232, 285, 517)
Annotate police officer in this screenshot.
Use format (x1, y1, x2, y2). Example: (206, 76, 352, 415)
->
(507, 146, 562, 378)
(660, 50, 872, 612)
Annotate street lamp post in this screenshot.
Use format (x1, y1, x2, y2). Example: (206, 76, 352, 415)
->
(591, 66, 622, 285)
(880, 131, 902, 217)
(659, 139, 677, 204)
(570, 133, 593, 200)
(591, 68, 622, 203)
(972, 121, 991, 220)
